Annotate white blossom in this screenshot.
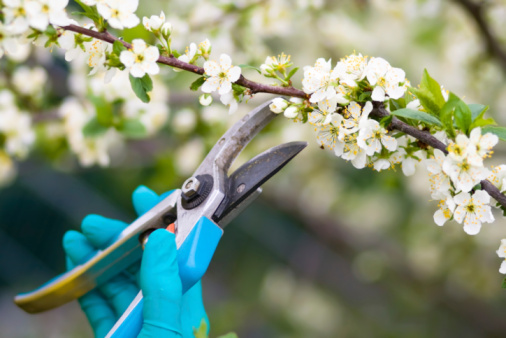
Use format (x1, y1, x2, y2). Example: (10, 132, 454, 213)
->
(496, 239, 506, 274)
(12, 66, 48, 96)
(338, 134, 367, 169)
(283, 106, 299, 119)
(365, 57, 407, 101)
(442, 156, 489, 193)
(97, 0, 140, 30)
(0, 91, 35, 158)
(316, 114, 343, 149)
(25, 0, 71, 31)
(357, 119, 397, 155)
(3, 0, 31, 34)
(425, 149, 452, 200)
(178, 43, 197, 64)
(488, 165, 506, 193)
(197, 39, 211, 59)
(433, 195, 456, 226)
(219, 92, 238, 114)
(202, 54, 241, 95)
(338, 101, 370, 138)
(0, 22, 19, 58)
(199, 94, 213, 106)
(308, 96, 338, 126)
(269, 98, 289, 114)
(143, 11, 166, 32)
(120, 39, 160, 78)
(453, 190, 494, 235)
(467, 128, 498, 167)
(59, 97, 119, 167)
(334, 53, 368, 87)
(302, 58, 339, 103)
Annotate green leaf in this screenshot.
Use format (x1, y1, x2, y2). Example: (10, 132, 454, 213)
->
(389, 108, 442, 127)
(113, 40, 127, 55)
(452, 94, 472, 134)
(83, 117, 109, 137)
(420, 69, 445, 109)
(285, 67, 299, 81)
(409, 87, 441, 116)
(502, 277, 506, 289)
(239, 64, 261, 74)
(89, 96, 114, 126)
(468, 103, 496, 129)
(481, 126, 506, 142)
(380, 115, 393, 128)
(129, 74, 153, 103)
(469, 103, 488, 121)
(73, 0, 100, 23)
(190, 76, 206, 91)
(357, 91, 372, 103)
(117, 119, 147, 138)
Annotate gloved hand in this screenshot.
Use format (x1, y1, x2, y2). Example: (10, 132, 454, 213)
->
(62, 186, 209, 338)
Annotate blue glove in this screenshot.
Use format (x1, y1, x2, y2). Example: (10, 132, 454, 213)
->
(62, 186, 209, 337)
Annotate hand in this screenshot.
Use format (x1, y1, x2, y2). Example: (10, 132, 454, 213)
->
(62, 186, 209, 337)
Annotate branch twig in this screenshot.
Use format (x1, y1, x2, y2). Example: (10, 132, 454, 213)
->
(60, 24, 506, 208)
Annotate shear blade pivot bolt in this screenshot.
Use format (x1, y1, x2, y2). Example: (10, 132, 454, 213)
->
(182, 177, 201, 197)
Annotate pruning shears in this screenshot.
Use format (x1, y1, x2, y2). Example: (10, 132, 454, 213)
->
(14, 99, 307, 337)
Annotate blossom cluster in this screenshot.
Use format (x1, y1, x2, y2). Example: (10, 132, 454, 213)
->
(0, 89, 36, 184)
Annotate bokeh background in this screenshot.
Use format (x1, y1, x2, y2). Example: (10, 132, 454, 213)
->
(2, 0, 506, 337)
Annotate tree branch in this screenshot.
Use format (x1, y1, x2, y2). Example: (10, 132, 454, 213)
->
(62, 24, 309, 99)
(60, 24, 506, 208)
(454, 0, 506, 73)
(372, 103, 506, 207)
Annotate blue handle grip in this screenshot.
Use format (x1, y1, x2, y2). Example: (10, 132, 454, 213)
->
(106, 216, 223, 338)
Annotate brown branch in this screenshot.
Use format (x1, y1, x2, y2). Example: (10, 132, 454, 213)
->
(454, 0, 506, 73)
(61, 25, 309, 99)
(60, 24, 506, 208)
(372, 103, 506, 207)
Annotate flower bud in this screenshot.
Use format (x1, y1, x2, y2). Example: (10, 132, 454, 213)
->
(283, 106, 299, 119)
(161, 22, 172, 38)
(269, 98, 289, 114)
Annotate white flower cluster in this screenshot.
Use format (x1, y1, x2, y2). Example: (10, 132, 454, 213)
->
(427, 128, 498, 235)
(81, 0, 139, 30)
(57, 68, 169, 167)
(0, 89, 36, 185)
(202, 54, 242, 114)
(302, 54, 407, 105)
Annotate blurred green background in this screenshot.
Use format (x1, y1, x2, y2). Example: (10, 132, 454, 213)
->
(2, 0, 506, 337)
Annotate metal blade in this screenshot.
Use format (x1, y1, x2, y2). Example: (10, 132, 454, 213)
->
(213, 141, 307, 223)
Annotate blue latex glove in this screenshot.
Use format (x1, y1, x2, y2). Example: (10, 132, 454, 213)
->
(62, 186, 209, 337)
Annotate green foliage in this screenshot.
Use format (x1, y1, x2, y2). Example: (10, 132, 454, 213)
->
(481, 126, 506, 142)
(83, 117, 109, 137)
(446, 92, 472, 134)
(285, 67, 299, 81)
(117, 119, 147, 139)
(129, 74, 153, 103)
(380, 115, 393, 128)
(469, 103, 496, 129)
(89, 96, 114, 127)
(238, 64, 261, 74)
(389, 108, 442, 127)
(73, 0, 105, 31)
(502, 277, 506, 289)
(190, 77, 206, 91)
(409, 69, 445, 116)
